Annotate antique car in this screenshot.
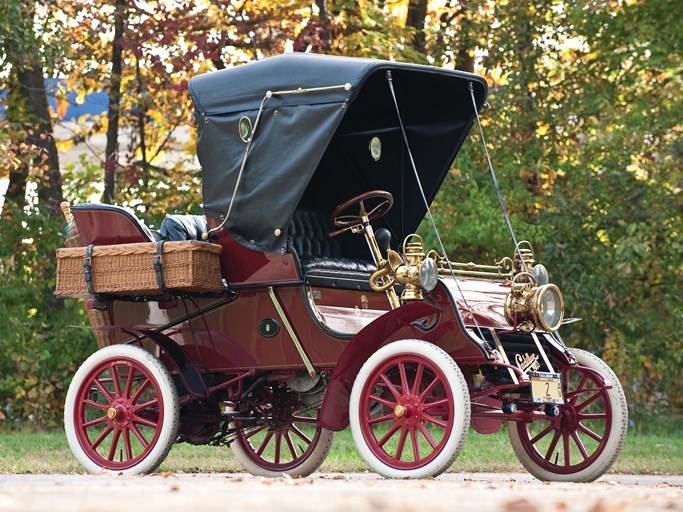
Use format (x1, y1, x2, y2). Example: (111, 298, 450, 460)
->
(57, 52, 627, 481)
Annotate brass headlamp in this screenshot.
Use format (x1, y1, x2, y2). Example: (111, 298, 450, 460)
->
(369, 234, 438, 302)
(504, 272, 565, 332)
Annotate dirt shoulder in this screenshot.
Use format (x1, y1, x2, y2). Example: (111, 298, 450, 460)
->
(0, 472, 681, 512)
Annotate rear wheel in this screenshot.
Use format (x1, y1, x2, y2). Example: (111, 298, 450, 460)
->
(231, 386, 334, 477)
(508, 348, 628, 482)
(349, 340, 470, 478)
(64, 344, 180, 474)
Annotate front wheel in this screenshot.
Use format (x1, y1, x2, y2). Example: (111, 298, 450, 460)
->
(508, 348, 628, 482)
(64, 344, 180, 474)
(349, 340, 470, 478)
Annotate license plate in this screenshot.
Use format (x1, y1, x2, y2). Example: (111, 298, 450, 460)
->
(529, 371, 564, 404)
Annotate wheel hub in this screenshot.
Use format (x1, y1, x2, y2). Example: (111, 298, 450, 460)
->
(395, 397, 421, 427)
(107, 400, 133, 427)
(556, 403, 578, 433)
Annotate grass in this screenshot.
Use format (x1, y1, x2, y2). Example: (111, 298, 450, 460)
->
(1, 424, 682, 475)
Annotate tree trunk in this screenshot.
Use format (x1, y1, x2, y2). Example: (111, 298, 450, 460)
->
(406, 0, 428, 54)
(18, 66, 63, 216)
(456, 1, 475, 72)
(103, 0, 126, 204)
(1, 1, 62, 218)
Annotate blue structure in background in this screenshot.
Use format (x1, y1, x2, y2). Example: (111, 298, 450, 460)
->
(0, 78, 108, 121)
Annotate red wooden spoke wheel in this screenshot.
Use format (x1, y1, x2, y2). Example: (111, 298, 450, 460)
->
(231, 388, 334, 477)
(64, 345, 179, 474)
(350, 340, 470, 478)
(509, 348, 627, 482)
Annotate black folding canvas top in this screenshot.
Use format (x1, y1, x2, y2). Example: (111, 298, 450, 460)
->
(189, 52, 488, 254)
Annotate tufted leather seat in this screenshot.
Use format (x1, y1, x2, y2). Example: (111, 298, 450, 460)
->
(289, 210, 376, 289)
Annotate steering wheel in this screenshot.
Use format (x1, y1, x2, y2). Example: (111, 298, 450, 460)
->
(329, 190, 393, 237)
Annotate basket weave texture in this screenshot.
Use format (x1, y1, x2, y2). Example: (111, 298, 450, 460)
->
(55, 241, 223, 297)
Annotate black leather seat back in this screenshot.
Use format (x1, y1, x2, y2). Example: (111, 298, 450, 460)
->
(288, 210, 341, 259)
(289, 210, 376, 290)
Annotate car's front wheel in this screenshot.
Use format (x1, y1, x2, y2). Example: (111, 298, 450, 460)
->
(349, 339, 470, 478)
(508, 348, 628, 482)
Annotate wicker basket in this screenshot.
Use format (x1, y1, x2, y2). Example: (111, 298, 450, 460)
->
(55, 241, 223, 297)
(87, 306, 117, 348)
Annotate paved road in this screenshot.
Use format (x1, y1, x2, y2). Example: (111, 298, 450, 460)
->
(0, 472, 681, 512)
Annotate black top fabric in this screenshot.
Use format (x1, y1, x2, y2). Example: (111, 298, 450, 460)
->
(188, 53, 488, 254)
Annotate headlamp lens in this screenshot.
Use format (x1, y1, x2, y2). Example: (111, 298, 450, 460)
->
(537, 285, 564, 331)
(419, 258, 438, 291)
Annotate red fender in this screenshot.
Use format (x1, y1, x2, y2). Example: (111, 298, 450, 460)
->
(318, 301, 440, 431)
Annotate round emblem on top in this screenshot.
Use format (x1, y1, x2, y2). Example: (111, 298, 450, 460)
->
(369, 136, 382, 161)
(239, 116, 253, 143)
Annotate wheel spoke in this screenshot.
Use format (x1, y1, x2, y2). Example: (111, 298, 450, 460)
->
(421, 412, 448, 429)
(83, 415, 109, 429)
(577, 412, 607, 421)
(369, 412, 397, 425)
(418, 376, 440, 402)
(107, 429, 122, 461)
(422, 398, 449, 411)
(256, 431, 275, 456)
(394, 426, 409, 459)
(130, 378, 151, 403)
(132, 413, 159, 429)
(92, 378, 114, 403)
(398, 362, 410, 397)
(369, 394, 397, 408)
(411, 363, 424, 396)
(83, 399, 110, 412)
(284, 431, 298, 459)
(124, 365, 136, 399)
(130, 422, 149, 448)
(544, 431, 561, 462)
(575, 390, 604, 412)
(377, 421, 401, 448)
(133, 398, 158, 413)
(577, 422, 604, 443)
(110, 364, 122, 398)
(291, 415, 318, 424)
(529, 423, 554, 445)
(410, 427, 420, 462)
(123, 429, 134, 461)
(290, 424, 313, 446)
(570, 374, 589, 404)
(563, 433, 571, 466)
(243, 425, 268, 441)
(380, 373, 402, 401)
(571, 430, 589, 460)
(90, 424, 114, 450)
(417, 422, 438, 449)
(274, 433, 282, 463)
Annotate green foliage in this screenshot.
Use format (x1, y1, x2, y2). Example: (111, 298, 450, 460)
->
(0, 206, 94, 429)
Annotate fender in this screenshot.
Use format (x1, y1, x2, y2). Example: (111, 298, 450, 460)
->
(318, 301, 439, 431)
(126, 328, 209, 401)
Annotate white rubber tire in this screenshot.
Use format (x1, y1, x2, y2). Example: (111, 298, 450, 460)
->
(508, 348, 628, 482)
(349, 339, 470, 478)
(64, 344, 180, 474)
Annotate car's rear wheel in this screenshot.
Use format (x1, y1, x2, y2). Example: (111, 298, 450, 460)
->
(64, 344, 179, 474)
(231, 386, 334, 477)
(349, 340, 470, 478)
(508, 348, 628, 482)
